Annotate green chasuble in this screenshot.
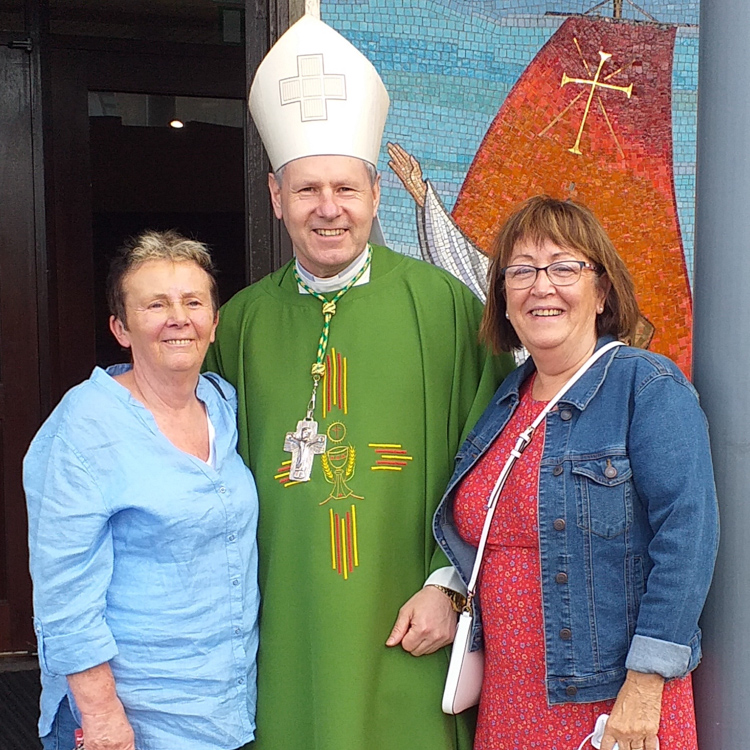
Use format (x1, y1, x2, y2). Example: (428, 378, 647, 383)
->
(205, 245, 513, 750)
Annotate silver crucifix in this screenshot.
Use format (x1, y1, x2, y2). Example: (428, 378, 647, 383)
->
(283, 419, 327, 482)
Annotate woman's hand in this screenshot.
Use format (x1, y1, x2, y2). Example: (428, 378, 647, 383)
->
(68, 663, 136, 750)
(79, 703, 135, 750)
(601, 670, 664, 750)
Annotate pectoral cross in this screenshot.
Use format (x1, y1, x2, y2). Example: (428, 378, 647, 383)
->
(284, 419, 327, 482)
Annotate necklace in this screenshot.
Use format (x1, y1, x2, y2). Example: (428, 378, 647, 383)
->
(282, 245, 373, 482)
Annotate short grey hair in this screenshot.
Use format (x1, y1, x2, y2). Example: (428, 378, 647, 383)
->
(273, 159, 378, 187)
(107, 229, 219, 327)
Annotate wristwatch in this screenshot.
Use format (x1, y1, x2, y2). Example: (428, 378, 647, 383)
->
(428, 584, 467, 613)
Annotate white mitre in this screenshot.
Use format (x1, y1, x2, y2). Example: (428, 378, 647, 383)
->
(248, 14, 390, 171)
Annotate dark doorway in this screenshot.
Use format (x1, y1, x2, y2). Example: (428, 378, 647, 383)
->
(45, 34, 248, 395)
(88, 95, 247, 366)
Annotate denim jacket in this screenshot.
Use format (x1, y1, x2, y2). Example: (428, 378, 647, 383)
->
(434, 337, 719, 705)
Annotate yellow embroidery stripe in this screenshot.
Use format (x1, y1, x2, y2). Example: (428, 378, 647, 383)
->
(381, 455, 413, 461)
(330, 509, 336, 570)
(274, 471, 290, 479)
(371, 466, 402, 471)
(351, 504, 359, 567)
(331, 347, 338, 407)
(368, 443, 402, 449)
(343, 357, 348, 415)
(322, 368, 328, 418)
(281, 460, 291, 465)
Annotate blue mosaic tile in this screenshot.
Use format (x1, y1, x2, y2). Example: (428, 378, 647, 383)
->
(323, 0, 701, 283)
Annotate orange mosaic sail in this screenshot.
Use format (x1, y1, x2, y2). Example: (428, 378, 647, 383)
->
(452, 17, 692, 374)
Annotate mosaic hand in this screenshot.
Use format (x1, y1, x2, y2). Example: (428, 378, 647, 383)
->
(387, 141, 427, 207)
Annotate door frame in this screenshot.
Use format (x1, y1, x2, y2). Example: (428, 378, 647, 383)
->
(46, 34, 253, 396)
(0, 42, 42, 651)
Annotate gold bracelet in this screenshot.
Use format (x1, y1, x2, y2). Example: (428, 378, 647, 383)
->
(427, 584, 467, 613)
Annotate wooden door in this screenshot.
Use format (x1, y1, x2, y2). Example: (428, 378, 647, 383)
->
(0, 43, 42, 652)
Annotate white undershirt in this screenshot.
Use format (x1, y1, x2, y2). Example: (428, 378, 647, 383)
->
(205, 413, 216, 469)
(295, 246, 371, 294)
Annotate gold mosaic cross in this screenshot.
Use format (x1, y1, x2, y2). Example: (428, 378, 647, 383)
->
(561, 50, 633, 155)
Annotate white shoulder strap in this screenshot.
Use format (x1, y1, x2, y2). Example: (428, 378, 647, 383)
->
(463, 341, 623, 606)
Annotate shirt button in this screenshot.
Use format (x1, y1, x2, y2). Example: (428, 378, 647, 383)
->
(560, 409, 572, 421)
(227, 534, 236, 542)
(238, 677, 245, 685)
(232, 579, 240, 586)
(555, 572, 568, 584)
(565, 685, 578, 697)
(604, 461, 618, 479)
(553, 518, 566, 531)
(234, 627, 241, 635)
(219, 486, 227, 494)
(552, 465, 563, 476)
(559, 628, 572, 640)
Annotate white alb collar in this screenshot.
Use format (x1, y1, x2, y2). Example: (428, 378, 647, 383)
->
(296, 246, 371, 294)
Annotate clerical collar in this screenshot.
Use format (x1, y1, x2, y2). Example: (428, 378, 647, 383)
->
(296, 246, 371, 294)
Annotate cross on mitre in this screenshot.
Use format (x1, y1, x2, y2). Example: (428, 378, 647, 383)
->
(247, 13, 389, 171)
(280, 54, 347, 122)
(284, 420, 327, 482)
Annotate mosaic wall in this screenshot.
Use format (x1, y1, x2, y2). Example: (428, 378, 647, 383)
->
(322, 0, 700, 374)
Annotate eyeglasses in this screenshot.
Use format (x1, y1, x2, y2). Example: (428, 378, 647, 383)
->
(500, 260, 600, 290)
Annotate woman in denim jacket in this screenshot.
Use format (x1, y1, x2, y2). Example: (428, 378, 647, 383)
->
(433, 196, 718, 750)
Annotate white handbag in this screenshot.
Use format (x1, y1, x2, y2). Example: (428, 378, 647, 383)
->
(442, 608, 484, 714)
(442, 341, 623, 715)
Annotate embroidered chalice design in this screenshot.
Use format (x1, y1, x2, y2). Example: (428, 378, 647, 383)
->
(320, 422, 363, 505)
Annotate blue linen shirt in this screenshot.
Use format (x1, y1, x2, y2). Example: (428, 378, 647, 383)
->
(24, 366, 260, 750)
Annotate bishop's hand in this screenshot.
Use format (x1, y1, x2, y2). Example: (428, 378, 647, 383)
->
(385, 585, 457, 656)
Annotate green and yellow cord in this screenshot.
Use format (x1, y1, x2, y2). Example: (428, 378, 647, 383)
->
(293, 245, 373, 381)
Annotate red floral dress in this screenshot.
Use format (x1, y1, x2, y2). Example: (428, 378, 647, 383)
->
(454, 378, 698, 750)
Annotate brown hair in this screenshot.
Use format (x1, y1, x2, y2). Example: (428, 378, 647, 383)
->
(481, 195, 640, 353)
(106, 230, 219, 327)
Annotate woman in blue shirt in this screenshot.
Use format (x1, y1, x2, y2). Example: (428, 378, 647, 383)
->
(24, 231, 259, 750)
(434, 197, 718, 750)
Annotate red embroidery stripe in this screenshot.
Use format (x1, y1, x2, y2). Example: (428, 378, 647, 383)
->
(375, 449, 408, 454)
(335, 513, 342, 575)
(376, 460, 409, 467)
